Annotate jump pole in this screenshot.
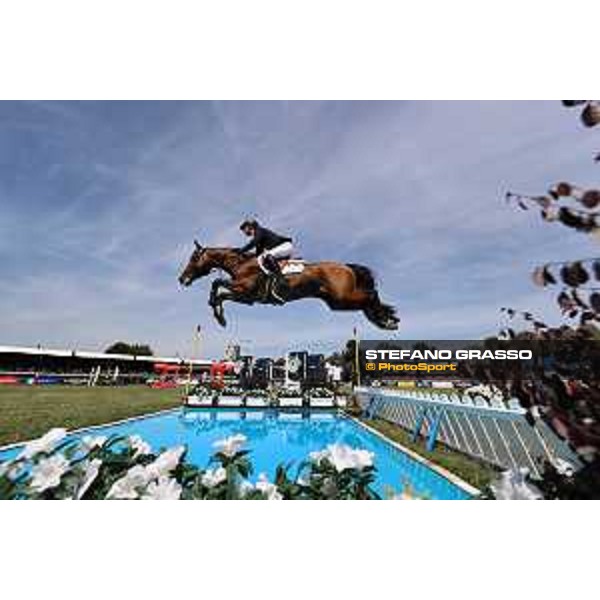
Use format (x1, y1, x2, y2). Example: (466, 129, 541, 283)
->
(353, 326, 361, 388)
(186, 324, 201, 395)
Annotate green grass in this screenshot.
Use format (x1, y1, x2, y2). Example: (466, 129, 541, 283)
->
(0, 385, 182, 447)
(358, 416, 498, 490)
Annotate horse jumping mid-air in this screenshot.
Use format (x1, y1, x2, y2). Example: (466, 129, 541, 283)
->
(178, 241, 399, 330)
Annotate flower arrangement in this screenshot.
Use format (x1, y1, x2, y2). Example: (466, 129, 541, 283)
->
(274, 387, 304, 407)
(189, 385, 214, 398)
(244, 388, 272, 406)
(275, 387, 304, 398)
(305, 387, 335, 398)
(217, 385, 245, 405)
(219, 385, 245, 397)
(185, 385, 215, 406)
(0, 429, 383, 500)
(304, 387, 335, 407)
(244, 388, 270, 398)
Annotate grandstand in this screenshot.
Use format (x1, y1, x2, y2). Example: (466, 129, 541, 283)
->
(0, 345, 211, 385)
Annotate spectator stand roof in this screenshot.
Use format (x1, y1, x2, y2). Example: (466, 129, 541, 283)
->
(0, 345, 211, 367)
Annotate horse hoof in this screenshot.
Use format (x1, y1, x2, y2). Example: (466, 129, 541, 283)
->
(385, 318, 399, 330)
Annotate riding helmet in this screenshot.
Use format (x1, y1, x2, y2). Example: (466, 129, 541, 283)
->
(240, 218, 258, 231)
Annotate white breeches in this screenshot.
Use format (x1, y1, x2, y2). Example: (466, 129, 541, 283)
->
(258, 241, 293, 273)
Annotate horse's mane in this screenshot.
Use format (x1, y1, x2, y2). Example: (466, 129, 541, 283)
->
(205, 246, 255, 267)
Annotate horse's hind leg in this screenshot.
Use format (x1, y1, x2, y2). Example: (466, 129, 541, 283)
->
(322, 296, 396, 330)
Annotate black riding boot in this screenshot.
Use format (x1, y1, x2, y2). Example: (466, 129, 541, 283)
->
(270, 272, 290, 304)
(263, 255, 289, 305)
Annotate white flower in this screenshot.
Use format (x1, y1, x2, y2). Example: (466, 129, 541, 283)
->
(19, 428, 67, 460)
(128, 435, 151, 457)
(310, 444, 374, 472)
(30, 454, 70, 493)
(255, 473, 283, 500)
(81, 435, 107, 452)
(491, 469, 543, 500)
(239, 480, 255, 496)
(201, 467, 227, 488)
(76, 459, 102, 499)
(212, 434, 247, 457)
(106, 465, 150, 500)
(141, 476, 182, 500)
(106, 446, 184, 499)
(146, 446, 185, 479)
(309, 449, 328, 463)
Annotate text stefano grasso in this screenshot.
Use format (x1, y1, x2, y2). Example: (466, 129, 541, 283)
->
(364, 349, 533, 361)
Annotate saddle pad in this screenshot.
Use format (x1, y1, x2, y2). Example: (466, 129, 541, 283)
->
(281, 260, 305, 275)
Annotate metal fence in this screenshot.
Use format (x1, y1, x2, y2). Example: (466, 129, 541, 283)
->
(355, 387, 581, 478)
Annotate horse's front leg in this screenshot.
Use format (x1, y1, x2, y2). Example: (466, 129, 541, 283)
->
(209, 278, 229, 308)
(210, 281, 255, 328)
(209, 279, 232, 327)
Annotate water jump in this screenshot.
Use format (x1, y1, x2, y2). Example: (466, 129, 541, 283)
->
(178, 218, 399, 330)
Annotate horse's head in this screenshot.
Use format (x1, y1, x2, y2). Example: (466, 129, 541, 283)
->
(178, 240, 214, 287)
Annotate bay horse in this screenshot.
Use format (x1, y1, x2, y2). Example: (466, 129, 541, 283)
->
(178, 240, 399, 330)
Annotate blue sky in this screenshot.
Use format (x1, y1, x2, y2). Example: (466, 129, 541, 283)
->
(1, 101, 598, 359)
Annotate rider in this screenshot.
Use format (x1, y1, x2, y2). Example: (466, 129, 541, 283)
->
(238, 218, 293, 304)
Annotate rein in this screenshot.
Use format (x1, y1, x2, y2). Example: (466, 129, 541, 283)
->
(207, 248, 252, 277)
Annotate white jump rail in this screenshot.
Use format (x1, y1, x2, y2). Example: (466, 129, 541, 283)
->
(355, 386, 581, 478)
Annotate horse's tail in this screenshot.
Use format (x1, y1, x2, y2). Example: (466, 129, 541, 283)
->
(347, 263, 376, 292)
(347, 263, 399, 330)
